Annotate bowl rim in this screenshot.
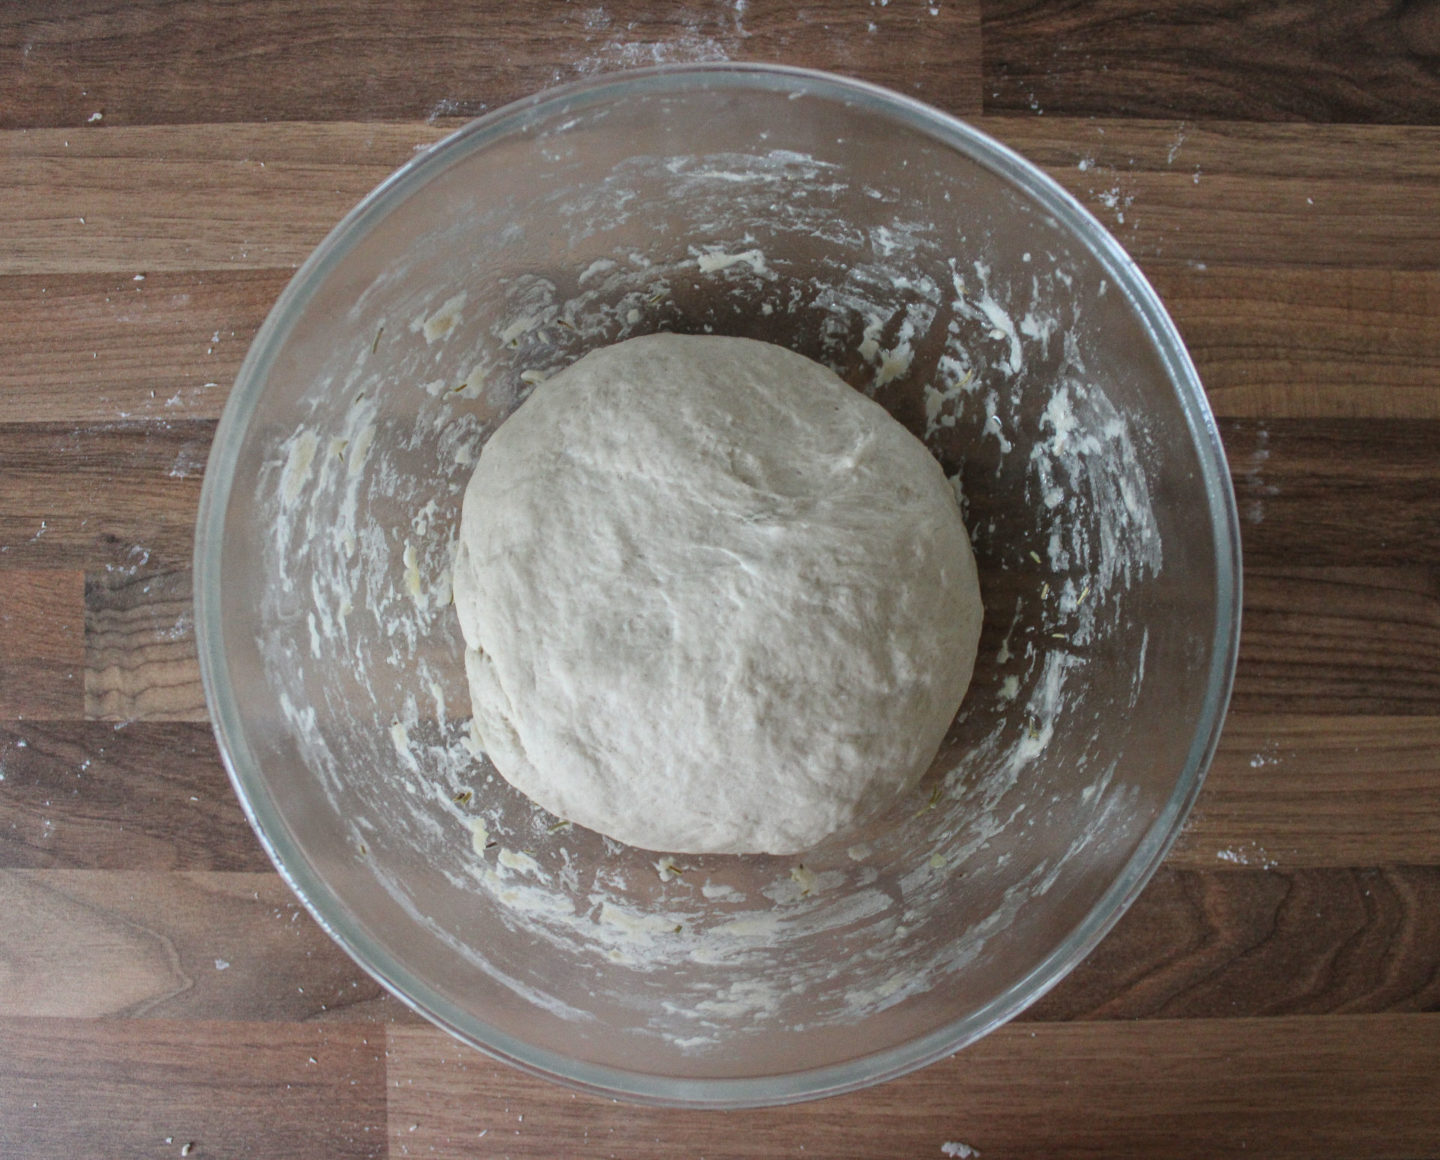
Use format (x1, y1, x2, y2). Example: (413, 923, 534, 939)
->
(195, 60, 1243, 1108)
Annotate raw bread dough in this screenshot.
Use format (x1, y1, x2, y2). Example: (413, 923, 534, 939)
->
(452, 333, 983, 855)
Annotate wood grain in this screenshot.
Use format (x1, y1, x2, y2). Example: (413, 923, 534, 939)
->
(6, 708, 1431, 878)
(4, 119, 1440, 275)
(0, 270, 283, 424)
(981, 0, 1440, 123)
(0, 123, 419, 276)
(4, 264, 1435, 427)
(0, 420, 209, 570)
(1151, 264, 1440, 420)
(0, 0, 982, 130)
(1230, 568, 1440, 716)
(0, 721, 264, 871)
(3, 391, 1434, 581)
(0, 571, 84, 718)
(5, 563, 1429, 869)
(56, 557, 1440, 725)
(4, 861, 1435, 1029)
(0, 870, 400, 1022)
(385, 1014, 1440, 1158)
(1222, 419, 1440, 568)
(1028, 865, 1440, 1021)
(1173, 715, 1440, 870)
(987, 116, 1440, 270)
(0, 1016, 387, 1160)
(85, 566, 204, 721)
(60, 559, 1440, 734)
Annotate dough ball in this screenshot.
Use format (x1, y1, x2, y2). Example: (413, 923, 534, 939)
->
(452, 333, 982, 855)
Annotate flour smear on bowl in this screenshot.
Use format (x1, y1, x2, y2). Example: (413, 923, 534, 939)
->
(257, 143, 1162, 1046)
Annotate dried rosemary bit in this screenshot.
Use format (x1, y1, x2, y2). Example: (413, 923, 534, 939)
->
(1078, 584, 1090, 603)
(547, 819, 572, 833)
(913, 782, 944, 818)
(656, 855, 686, 881)
(1028, 549, 1043, 565)
(452, 790, 472, 806)
(1040, 580, 1050, 600)
(371, 325, 384, 354)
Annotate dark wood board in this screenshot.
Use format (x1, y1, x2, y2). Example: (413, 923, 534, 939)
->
(0, 0, 982, 129)
(1, 2, 1438, 1156)
(981, 0, 1440, 124)
(382, 1014, 1440, 1159)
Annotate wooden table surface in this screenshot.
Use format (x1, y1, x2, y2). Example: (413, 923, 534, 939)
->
(2, 2, 1439, 1157)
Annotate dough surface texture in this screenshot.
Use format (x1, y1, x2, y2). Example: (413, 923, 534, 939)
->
(452, 333, 982, 855)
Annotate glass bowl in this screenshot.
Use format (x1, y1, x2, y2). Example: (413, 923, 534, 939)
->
(195, 64, 1241, 1107)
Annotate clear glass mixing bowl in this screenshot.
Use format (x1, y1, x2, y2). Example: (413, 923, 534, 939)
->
(195, 64, 1241, 1107)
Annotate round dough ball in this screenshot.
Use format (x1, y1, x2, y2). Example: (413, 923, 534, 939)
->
(452, 333, 982, 855)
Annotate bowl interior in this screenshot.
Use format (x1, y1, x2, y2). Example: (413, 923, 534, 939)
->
(198, 66, 1238, 1105)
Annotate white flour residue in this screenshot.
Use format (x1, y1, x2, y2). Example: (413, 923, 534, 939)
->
(1031, 382, 1163, 598)
(279, 429, 318, 509)
(953, 261, 1022, 377)
(1020, 304, 1059, 358)
(1215, 843, 1279, 870)
(924, 357, 977, 439)
(415, 292, 466, 344)
(695, 247, 770, 275)
(569, 10, 738, 78)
